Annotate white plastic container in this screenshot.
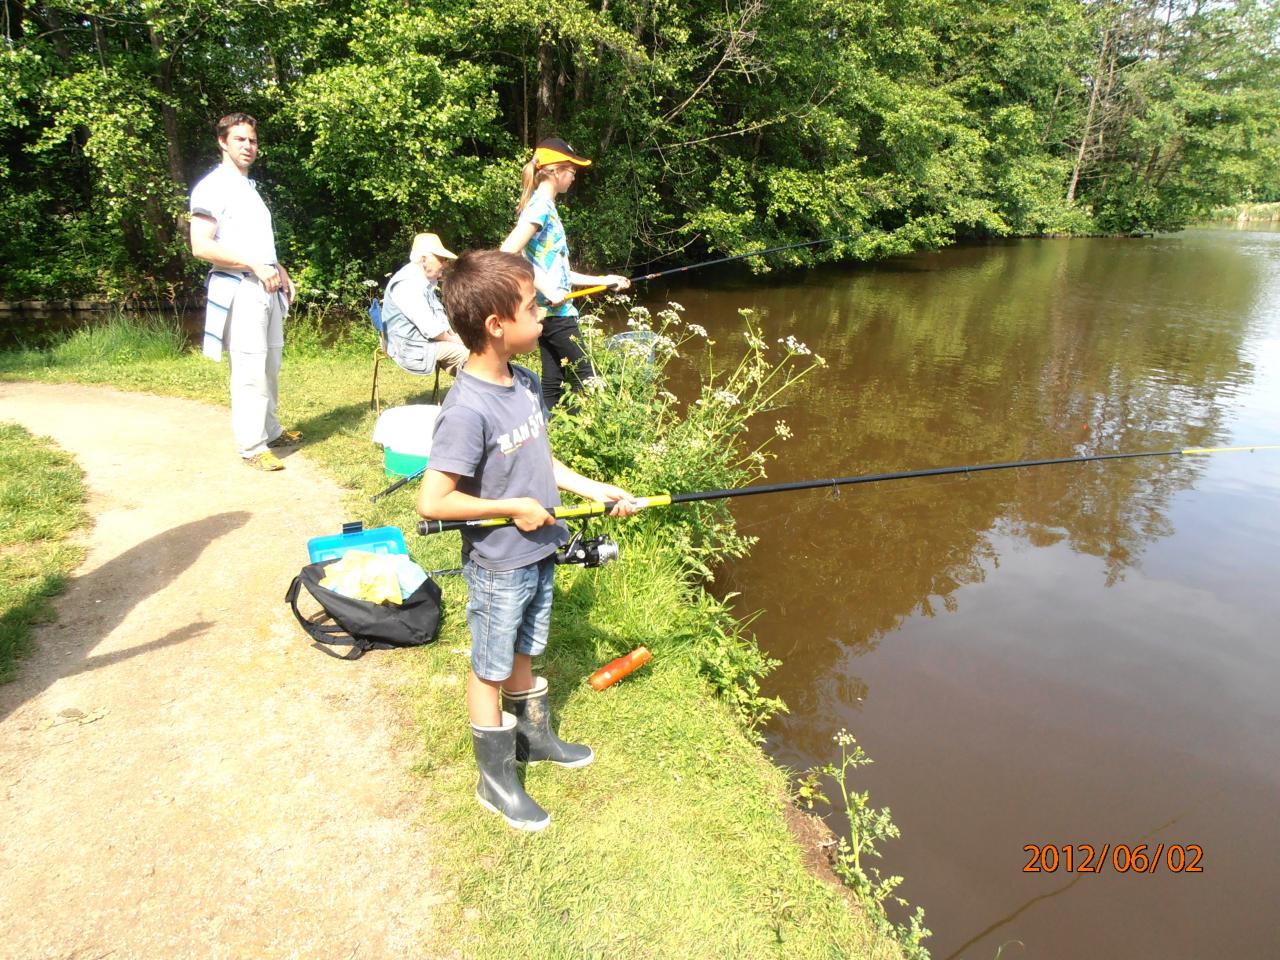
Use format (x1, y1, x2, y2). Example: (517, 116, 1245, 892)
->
(372, 404, 440, 477)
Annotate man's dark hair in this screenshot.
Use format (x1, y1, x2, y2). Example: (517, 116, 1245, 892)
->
(216, 112, 257, 140)
(441, 250, 535, 353)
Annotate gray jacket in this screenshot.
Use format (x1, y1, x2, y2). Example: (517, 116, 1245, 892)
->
(382, 261, 449, 374)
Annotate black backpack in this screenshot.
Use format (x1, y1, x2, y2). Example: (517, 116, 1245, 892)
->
(286, 559, 443, 660)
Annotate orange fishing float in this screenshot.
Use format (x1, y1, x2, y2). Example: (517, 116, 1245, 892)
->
(589, 646, 652, 691)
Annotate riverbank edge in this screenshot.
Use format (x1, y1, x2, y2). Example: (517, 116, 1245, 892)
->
(0, 337, 913, 958)
(0, 229, 1155, 312)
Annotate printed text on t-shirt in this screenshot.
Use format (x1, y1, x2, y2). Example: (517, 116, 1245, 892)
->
(497, 408, 546, 456)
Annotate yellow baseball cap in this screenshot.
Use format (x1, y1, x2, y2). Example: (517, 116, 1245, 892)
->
(533, 137, 592, 169)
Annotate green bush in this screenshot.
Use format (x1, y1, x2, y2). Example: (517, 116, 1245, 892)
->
(549, 298, 824, 728)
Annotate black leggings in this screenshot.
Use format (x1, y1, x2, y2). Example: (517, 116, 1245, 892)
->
(539, 314, 595, 412)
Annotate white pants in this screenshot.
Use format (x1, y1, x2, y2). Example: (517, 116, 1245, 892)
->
(225, 277, 285, 458)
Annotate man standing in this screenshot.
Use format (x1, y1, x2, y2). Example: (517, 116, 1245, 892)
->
(189, 112, 299, 471)
(381, 232, 468, 378)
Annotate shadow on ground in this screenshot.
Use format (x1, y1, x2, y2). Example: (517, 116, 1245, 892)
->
(0, 511, 250, 721)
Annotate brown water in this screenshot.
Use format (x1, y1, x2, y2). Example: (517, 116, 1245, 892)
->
(646, 228, 1280, 959)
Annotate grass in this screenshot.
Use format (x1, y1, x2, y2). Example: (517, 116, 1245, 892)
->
(0, 423, 89, 682)
(1, 312, 908, 959)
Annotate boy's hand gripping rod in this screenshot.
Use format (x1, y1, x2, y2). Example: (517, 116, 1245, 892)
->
(416, 444, 1280, 536)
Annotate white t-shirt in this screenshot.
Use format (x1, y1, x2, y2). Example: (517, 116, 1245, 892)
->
(189, 163, 278, 266)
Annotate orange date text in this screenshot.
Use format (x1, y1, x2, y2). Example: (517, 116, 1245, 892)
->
(1022, 843, 1203, 874)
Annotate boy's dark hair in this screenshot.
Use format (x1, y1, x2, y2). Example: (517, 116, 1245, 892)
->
(216, 112, 257, 140)
(441, 250, 535, 353)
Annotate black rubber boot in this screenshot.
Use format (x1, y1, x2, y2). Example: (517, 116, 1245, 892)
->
(502, 677, 594, 768)
(471, 712, 551, 832)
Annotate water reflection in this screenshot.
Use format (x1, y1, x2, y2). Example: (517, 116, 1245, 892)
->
(664, 235, 1259, 657)
(645, 229, 1280, 959)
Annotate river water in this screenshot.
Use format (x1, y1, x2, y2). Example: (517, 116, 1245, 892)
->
(645, 227, 1280, 959)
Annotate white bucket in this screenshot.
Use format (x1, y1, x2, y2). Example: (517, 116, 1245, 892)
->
(373, 405, 440, 476)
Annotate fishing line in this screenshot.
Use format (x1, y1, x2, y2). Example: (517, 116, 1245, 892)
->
(734, 469, 948, 535)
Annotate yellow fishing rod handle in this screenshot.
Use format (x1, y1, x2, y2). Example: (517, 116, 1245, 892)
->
(553, 494, 672, 518)
(562, 284, 610, 302)
(416, 494, 672, 536)
(552, 501, 609, 520)
(1181, 444, 1280, 455)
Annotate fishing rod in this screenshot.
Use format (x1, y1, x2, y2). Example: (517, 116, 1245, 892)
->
(564, 237, 838, 301)
(416, 444, 1279, 536)
(371, 466, 427, 503)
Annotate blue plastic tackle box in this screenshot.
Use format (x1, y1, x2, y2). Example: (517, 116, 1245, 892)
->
(306, 522, 407, 564)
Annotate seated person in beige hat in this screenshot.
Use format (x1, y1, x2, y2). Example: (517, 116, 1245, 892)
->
(381, 232, 469, 377)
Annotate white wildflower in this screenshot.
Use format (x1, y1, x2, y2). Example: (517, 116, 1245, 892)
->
(713, 389, 740, 407)
(583, 376, 607, 394)
(667, 301, 686, 312)
(743, 331, 767, 350)
(657, 309, 681, 326)
(658, 390, 678, 404)
(687, 323, 708, 338)
(778, 335, 811, 355)
(774, 421, 792, 439)
(362, 279, 378, 288)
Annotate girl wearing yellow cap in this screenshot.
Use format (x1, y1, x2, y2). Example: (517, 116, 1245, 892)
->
(500, 137, 629, 411)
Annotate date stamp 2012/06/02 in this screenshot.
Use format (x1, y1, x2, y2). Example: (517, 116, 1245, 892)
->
(1023, 843, 1203, 874)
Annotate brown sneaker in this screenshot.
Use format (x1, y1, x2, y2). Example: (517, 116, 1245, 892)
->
(267, 429, 304, 448)
(244, 450, 285, 471)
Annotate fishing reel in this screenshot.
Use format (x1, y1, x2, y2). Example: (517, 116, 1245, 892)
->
(555, 522, 620, 568)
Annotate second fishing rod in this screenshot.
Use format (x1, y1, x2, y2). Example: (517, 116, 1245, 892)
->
(563, 236, 839, 301)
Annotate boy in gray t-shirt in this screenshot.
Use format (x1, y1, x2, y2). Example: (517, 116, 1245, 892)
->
(418, 250, 637, 832)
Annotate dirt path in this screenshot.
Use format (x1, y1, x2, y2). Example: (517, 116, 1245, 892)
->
(0, 382, 443, 959)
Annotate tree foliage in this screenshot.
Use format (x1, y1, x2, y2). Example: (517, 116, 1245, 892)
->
(1, 0, 1277, 300)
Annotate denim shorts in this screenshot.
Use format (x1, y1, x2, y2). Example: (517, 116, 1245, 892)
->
(463, 556, 556, 681)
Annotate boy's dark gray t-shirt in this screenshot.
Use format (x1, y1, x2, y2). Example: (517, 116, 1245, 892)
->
(428, 364, 566, 571)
